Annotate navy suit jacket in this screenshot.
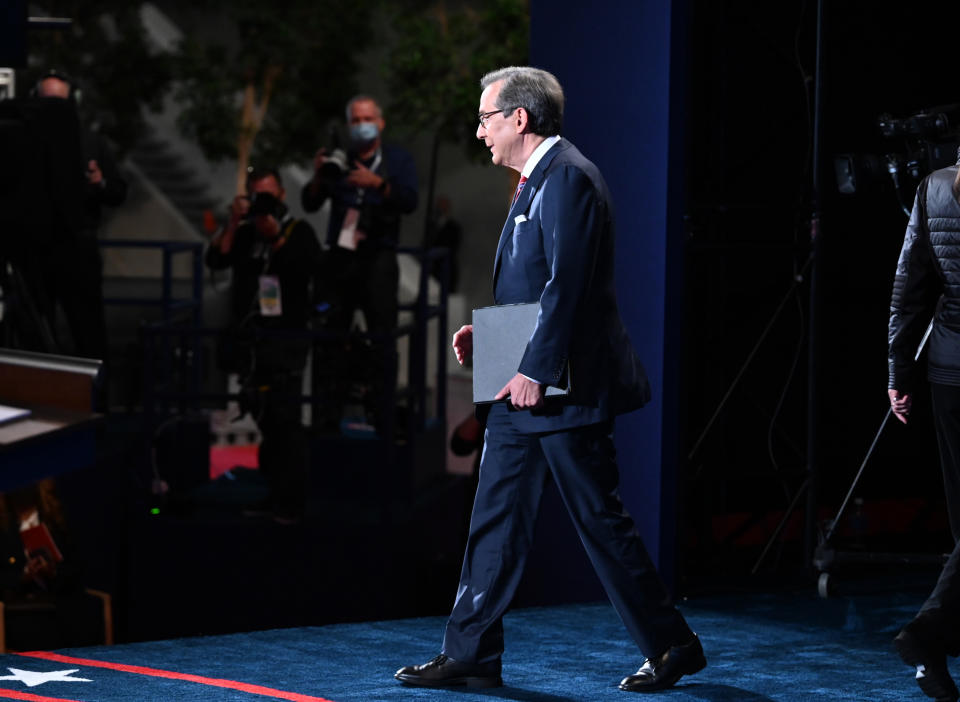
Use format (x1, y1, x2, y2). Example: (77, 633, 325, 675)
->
(492, 137, 650, 433)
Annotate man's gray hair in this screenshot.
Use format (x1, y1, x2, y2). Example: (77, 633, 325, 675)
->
(345, 94, 382, 121)
(481, 66, 564, 136)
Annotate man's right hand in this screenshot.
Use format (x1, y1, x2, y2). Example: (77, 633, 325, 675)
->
(229, 194, 250, 225)
(453, 324, 473, 365)
(313, 148, 328, 173)
(889, 388, 912, 424)
(86, 159, 103, 186)
(213, 195, 249, 255)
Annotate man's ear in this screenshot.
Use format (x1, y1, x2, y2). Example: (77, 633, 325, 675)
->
(515, 107, 529, 133)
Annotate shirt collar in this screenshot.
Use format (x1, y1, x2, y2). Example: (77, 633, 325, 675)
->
(520, 135, 561, 178)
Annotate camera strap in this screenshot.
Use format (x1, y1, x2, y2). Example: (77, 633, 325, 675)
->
(257, 218, 300, 317)
(271, 216, 298, 252)
(338, 150, 382, 251)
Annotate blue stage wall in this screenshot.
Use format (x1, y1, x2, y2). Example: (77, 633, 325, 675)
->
(530, 2, 687, 586)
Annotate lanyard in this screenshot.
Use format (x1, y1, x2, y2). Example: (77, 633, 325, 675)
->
(354, 149, 382, 205)
(262, 217, 297, 269)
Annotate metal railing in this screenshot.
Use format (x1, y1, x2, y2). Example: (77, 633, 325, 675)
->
(138, 246, 450, 449)
(99, 239, 204, 327)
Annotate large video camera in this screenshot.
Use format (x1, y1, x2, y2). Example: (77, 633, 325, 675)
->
(835, 104, 960, 215)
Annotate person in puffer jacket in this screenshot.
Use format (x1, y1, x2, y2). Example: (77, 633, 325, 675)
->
(889, 154, 960, 702)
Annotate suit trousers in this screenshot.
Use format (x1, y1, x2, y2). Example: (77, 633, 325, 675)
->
(442, 402, 692, 664)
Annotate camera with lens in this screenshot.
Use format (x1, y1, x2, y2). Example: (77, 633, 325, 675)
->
(320, 148, 350, 179)
(834, 104, 960, 213)
(247, 191, 286, 220)
(877, 107, 956, 140)
(318, 123, 351, 180)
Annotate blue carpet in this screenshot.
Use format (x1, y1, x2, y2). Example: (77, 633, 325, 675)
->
(0, 589, 945, 701)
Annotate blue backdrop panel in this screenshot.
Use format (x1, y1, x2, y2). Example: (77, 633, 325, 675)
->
(0, 0, 26, 66)
(529, 1, 686, 586)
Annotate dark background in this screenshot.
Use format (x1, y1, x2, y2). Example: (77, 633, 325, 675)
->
(682, 0, 960, 582)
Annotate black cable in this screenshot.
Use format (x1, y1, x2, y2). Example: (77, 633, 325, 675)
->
(689, 253, 813, 469)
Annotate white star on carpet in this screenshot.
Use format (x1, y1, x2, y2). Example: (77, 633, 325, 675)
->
(0, 667, 92, 687)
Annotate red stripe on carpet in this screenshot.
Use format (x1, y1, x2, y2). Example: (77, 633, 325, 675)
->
(16, 652, 336, 702)
(0, 690, 80, 702)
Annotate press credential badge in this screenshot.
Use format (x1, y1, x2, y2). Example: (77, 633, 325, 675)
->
(259, 275, 283, 316)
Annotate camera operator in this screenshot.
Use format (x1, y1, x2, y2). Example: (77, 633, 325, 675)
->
(301, 95, 417, 432)
(888, 150, 960, 701)
(31, 69, 127, 362)
(206, 167, 322, 525)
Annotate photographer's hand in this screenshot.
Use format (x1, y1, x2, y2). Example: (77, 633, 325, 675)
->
(306, 148, 331, 198)
(312, 148, 328, 173)
(213, 195, 249, 255)
(346, 160, 386, 192)
(229, 194, 250, 225)
(86, 159, 104, 187)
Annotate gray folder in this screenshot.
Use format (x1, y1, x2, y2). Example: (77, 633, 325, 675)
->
(472, 302, 570, 404)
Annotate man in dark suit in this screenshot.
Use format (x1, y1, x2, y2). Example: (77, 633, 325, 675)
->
(395, 66, 706, 693)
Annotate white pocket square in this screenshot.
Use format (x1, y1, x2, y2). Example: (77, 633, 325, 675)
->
(514, 214, 528, 224)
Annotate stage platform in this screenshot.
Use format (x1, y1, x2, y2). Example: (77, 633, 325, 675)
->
(0, 586, 943, 701)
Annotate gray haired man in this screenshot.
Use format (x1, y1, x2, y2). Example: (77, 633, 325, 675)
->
(395, 65, 705, 693)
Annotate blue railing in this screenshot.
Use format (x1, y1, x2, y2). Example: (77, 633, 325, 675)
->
(99, 239, 204, 327)
(137, 245, 450, 446)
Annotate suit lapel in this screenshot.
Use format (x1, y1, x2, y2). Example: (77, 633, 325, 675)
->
(492, 139, 568, 290)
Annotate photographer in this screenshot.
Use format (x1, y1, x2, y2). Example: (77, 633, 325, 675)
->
(301, 95, 417, 432)
(206, 167, 321, 524)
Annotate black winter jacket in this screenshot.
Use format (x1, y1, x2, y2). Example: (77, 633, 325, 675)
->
(889, 160, 960, 391)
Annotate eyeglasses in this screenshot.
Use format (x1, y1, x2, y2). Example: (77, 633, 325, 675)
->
(477, 109, 504, 129)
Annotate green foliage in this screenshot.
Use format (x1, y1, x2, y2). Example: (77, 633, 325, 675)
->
(384, 0, 529, 161)
(171, 41, 237, 162)
(23, 1, 526, 173)
(24, 2, 172, 156)
(171, 0, 374, 167)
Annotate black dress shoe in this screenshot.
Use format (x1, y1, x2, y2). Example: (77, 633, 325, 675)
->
(394, 654, 502, 688)
(894, 624, 959, 702)
(619, 634, 706, 692)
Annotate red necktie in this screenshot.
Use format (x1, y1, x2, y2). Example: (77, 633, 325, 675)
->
(512, 176, 528, 206)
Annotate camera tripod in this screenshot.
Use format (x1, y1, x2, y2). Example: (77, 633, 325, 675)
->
(0, 258, 59, 353)
(811, 320, 950, 597)
(687, 249, 814, 575)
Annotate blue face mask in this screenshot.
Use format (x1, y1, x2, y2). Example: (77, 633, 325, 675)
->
(349, 122, 379, 144)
